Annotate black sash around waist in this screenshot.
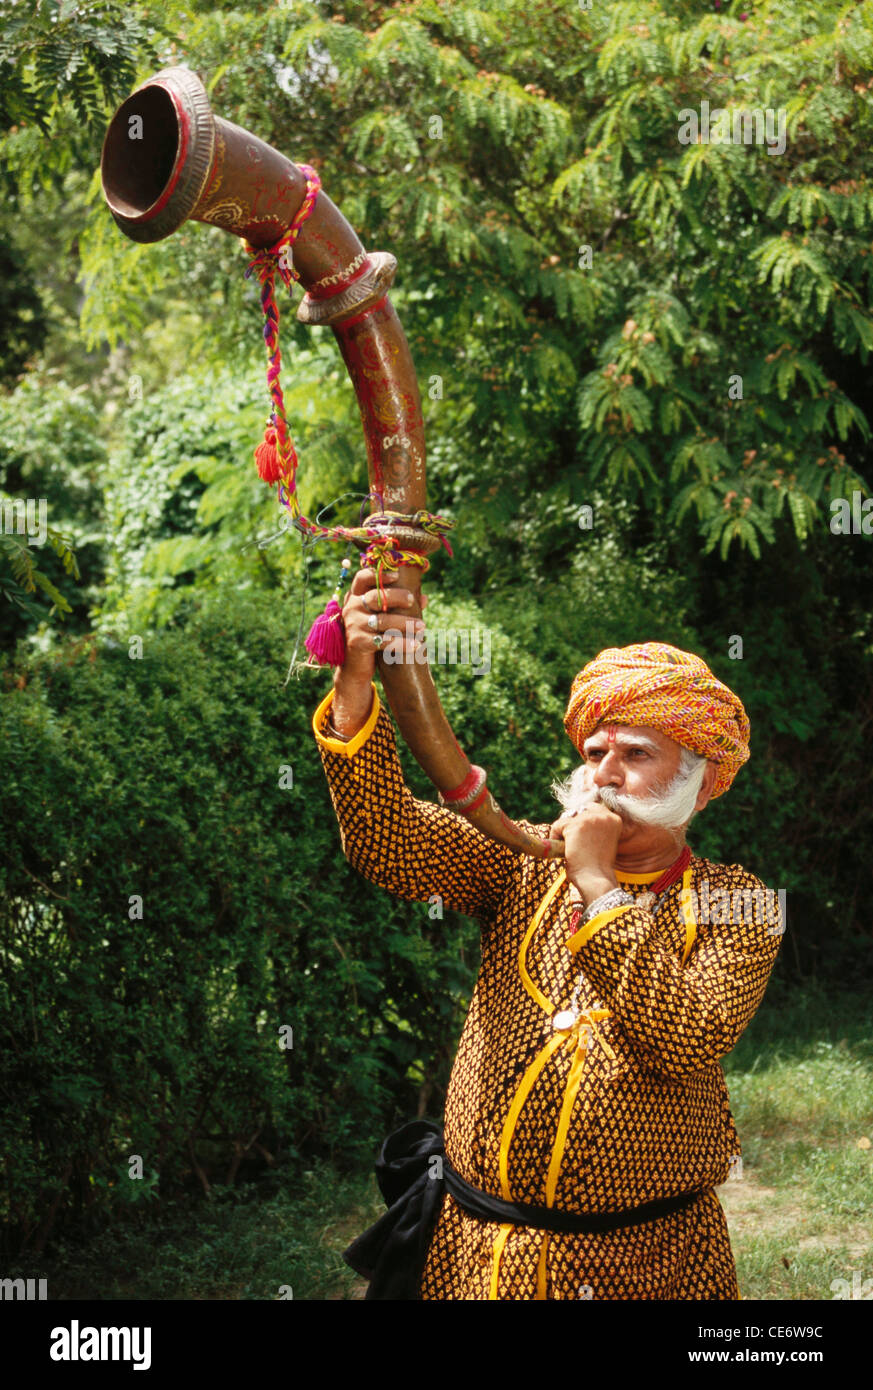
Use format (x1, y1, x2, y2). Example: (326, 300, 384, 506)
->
(342, 1120, 706, 1300)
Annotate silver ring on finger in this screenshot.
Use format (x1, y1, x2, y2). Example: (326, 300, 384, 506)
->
(360, 593, 372, 612)
(366, 613, 378, 630)
(373, 633, 383, 648)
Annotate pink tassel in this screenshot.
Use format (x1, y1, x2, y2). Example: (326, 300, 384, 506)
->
(304, 599, 347, 667)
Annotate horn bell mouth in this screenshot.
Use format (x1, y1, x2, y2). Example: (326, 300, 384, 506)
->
(100, 67, 215, 244)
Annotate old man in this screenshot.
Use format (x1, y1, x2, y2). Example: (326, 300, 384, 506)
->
(312, 568, 782, 1300)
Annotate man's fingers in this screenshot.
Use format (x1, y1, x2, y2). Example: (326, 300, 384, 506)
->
(551, 803, 621, 838)
(362, 614, 426, 634)
(345, 569, 424, 620)
(349, 567, 399, 594)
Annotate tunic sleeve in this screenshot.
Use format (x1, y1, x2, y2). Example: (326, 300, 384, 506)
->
(311, 682, 519, 923)
(567, 864, 783, 1079)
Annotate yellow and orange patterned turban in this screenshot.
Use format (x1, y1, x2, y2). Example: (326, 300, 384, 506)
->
(564, 642, 750, 798)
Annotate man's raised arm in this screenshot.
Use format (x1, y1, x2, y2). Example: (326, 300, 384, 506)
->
(311, 567, 519, 923)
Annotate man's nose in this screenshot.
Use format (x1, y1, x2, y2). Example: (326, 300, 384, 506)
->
(592, 752, 623, 788)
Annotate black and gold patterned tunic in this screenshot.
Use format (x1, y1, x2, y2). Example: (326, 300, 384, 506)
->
(312, 682, 782, 1300)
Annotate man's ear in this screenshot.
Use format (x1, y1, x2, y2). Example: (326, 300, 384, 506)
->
(694, 760, 719, 813)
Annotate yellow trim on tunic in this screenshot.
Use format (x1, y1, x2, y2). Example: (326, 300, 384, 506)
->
(488, 860, 700, 1298)
(567, 903, 635, 953)
(679, 866, 698, 965)
(489, 1226, 512, 1298)
(498, 1033, 573, 1199)
(536, 1232, 550, 1299)
(518, 868, 567, 1011)
(492, 870, 605, 1297)
(545, 1030, 592, 1207)
(311, 683, 380, 757)
(568, 864, 700, 958)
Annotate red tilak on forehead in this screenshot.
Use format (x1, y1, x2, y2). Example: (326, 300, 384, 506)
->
(606, 725, 617, 744)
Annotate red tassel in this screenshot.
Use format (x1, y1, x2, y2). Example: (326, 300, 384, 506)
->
(304, 599, 347, 667)
(254, 426, 282, 485)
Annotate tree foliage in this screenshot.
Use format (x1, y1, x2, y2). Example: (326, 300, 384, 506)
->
(0, 0, 153, 151)
(0, 587, 569, 1255)
(0, 0, 871, 1260)
(1, 0, 871, 615)
(67, 0, 873, 566)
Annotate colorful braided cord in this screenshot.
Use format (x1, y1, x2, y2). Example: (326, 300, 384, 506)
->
(244, 170, 454, 587)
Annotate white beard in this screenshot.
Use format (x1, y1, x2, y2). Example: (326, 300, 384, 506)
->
(552, 755, 707, 832)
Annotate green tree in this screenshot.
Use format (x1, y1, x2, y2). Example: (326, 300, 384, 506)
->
(67, 0, 873, 572)
(0, 0, 156, 619)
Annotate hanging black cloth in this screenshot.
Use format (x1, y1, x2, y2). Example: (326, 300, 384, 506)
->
(343, 1119, 704, 1300)
(343, 1121, 446, 1301)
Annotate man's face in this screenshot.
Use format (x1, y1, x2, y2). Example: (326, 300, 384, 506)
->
(551, 721, 717, 860)
(582, 724, 682, 805)
(575, 722, 706, 850)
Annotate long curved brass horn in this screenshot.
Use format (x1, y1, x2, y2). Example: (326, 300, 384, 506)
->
(100, 67, 564, 860)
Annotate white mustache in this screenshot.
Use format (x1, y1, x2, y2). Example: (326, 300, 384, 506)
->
(570, 785, 634, 817)
(560, 767, 705, 831)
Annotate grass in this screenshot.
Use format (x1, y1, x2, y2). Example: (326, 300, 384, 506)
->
(13, 980, 872, 1300)
(17, 1165, 381, 1301)
(719, 977, 873, 1301)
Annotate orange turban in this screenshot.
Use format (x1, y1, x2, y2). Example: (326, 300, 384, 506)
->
(563, 642, 750, 798)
